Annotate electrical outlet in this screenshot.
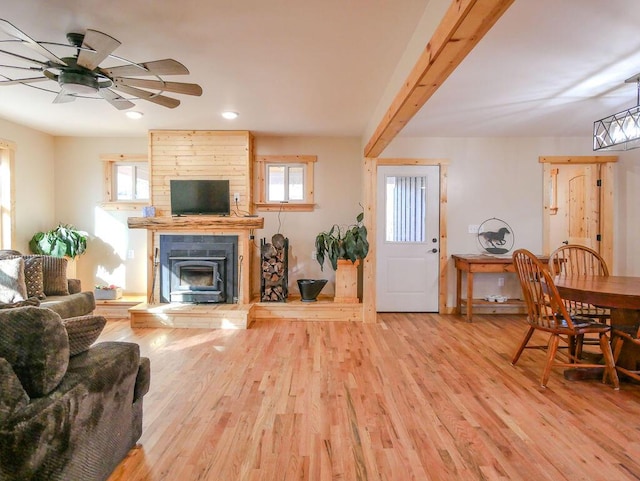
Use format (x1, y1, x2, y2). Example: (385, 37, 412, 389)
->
(498, 277, 505, 287)
(127, 249, 135, 259)
(311, 250, 317, 260)
(234, 192, 240, 203)
(468, 224, 480, 234)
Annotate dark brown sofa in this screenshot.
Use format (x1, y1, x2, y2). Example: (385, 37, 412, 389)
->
(0, 252, 95, 318)
(0, 306, 150, 480)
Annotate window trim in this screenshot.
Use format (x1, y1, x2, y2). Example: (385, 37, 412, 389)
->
(0, 139, 16, 249)
(255, 155, 316, 212)
(100, 154, 149, 211)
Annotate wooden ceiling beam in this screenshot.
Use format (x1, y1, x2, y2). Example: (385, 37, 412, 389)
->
(364, 0, 515, 158)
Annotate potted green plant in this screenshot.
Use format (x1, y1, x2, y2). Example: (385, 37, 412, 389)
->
(315, 212, 369, 303)
(314, 212, 369, 271)
(29, 223, 88, 258)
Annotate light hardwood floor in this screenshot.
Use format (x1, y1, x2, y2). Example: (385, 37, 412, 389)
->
(104, 314, 640, 481)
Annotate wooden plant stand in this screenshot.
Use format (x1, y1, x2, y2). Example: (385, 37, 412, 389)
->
(334, 259, 360, 303)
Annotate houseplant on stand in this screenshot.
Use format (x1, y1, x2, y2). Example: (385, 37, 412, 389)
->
(315, 212, 369, 303)
(29, 223, 88, 277)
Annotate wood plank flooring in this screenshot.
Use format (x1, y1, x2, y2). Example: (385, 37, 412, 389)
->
(103, 313, 640, 481)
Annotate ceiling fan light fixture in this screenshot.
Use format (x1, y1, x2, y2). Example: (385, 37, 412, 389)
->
(59, 71, 99, 95)
(125, 110, 144, 119)
(594, 75, 640, 151)
(222, 111, 239, 120)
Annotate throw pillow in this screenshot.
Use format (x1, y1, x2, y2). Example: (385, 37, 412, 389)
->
(0, 297, 41, 309)
(0, 306, 69, 397)
(62, 315, 107, 356)
(0, 257, 27, 303)
(22, 256, 46, 299)
(1, 255, 46, 299)
(36, 255, 69, 296)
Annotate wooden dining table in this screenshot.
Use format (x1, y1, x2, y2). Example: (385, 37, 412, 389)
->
(554, 275, 640, 373)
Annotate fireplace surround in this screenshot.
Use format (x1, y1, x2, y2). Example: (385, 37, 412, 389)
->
(159, 234, 238, 304)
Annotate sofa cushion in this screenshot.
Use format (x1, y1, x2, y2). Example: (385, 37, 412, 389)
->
(0, 358, 30, 427)
(0, 306, 69, 397)
(62, 315, 106, 356)
(0, 258, 27, 304)
(40, 291, 96, 320)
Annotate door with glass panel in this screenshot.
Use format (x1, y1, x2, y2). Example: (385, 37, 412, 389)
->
(376, 165, 440, 312)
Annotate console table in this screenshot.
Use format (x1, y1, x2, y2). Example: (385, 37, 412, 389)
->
(452, 254, 550, 322)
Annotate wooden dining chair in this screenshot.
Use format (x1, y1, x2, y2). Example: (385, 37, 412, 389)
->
(611, 326, 640, 382)
(548, 244, 609, 278)
(548, 244, 611, 358)
(511, 249, 619, 389)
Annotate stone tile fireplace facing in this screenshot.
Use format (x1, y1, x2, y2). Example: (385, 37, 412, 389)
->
(159, 234, 238, 304)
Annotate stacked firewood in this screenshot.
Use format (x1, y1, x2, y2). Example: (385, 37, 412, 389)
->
(261, 235, 288, 302)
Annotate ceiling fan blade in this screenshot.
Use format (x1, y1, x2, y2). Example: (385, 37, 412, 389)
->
(99, 88, 135, 110)
(76, 29, 121, 71)
(112, 83, 181, 108)
(0, 76, 49, 85)
(0, 19, 67, 66)
(113, 77, 202, 96)
(103, 59, 189, 77)
(0, 48, 49, 67)
(112, 83, 180, 108)
(53, 90, 75, 103)
(0, 64, 43, 71)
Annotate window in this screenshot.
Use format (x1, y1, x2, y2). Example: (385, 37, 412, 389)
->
(385, 175, 426, 243)
(266, 164, 305, 202)
(255, 155, 316, 211)
(114, 163, 149, 201)
(0, 139, 16, 249)
(101, 154, 149, 210)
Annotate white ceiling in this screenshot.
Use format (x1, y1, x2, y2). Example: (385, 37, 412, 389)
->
(0, 0, 427, 138)
(400, 0, 640, 139)
(1, 0, 639, 144)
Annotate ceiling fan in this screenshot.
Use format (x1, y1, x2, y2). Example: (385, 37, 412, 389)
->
(0, 18, 202, 110)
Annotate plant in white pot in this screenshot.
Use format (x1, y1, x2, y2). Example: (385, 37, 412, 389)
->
(314, 212, 369, 303)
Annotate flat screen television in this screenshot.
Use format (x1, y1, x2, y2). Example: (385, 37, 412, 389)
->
(170, 179, 230, 216)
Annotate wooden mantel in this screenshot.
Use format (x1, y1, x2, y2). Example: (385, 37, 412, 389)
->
(127, 215, 264, 231)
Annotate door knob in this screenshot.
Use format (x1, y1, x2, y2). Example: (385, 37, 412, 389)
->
(431, 248, 438, 253)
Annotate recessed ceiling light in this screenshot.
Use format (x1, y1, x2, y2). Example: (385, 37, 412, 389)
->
(222, 111, 239, 120)
(126, 111, 144, 120)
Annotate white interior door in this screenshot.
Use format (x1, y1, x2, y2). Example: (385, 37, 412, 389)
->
(376, 165, 440, 312)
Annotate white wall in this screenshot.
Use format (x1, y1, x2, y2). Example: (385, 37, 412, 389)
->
(7, 119, 638, 309)
(53, 136, 149, 294)
(254, 136, 363, 296)
(383, 135, 640, 307)
(615, 148, 640, 275)
(0, 118, 55, 252)
(49, 134, 363, 298)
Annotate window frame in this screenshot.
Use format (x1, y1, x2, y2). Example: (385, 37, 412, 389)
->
(255, 155, 316, 212)
(100, 154, 149, 210)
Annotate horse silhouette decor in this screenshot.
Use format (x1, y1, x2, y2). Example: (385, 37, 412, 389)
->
(477, 218, 514, 254)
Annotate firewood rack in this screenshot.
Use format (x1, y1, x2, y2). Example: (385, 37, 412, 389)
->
(260, 236, 289, 302)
